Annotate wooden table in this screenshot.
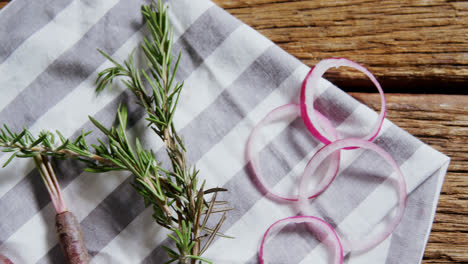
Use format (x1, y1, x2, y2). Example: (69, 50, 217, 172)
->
(1, 0, 467, 263)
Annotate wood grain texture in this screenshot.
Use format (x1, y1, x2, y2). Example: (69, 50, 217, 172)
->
(213, 0, 468, 93)
(351, 93, 468, 263)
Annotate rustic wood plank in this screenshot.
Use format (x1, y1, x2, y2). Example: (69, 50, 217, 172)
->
(350, 93, 468, 263)
(1, 0, 465, 92)
(213, 0, 468, 93)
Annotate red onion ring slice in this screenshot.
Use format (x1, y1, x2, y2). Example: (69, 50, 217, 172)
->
(298, 138, 407, 253)
(259, 216, 344, 264)
(246, 104, 339, 201)
(300, 58, 386, 144)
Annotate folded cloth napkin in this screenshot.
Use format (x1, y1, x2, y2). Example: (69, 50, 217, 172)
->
(0, 0, 450, 263)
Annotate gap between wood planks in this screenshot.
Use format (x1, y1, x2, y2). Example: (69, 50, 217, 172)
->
(213, 0, 468, 95)
(351, 92, 468, 263)
(1, 0, 467, 93)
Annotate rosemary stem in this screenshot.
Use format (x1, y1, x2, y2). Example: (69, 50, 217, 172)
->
(7, 143, 112, 165)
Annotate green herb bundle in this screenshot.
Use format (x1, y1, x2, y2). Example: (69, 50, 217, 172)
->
(0, 1, 230, 263)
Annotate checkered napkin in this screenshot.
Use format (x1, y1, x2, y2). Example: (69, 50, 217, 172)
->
(0, 0, 450, 263)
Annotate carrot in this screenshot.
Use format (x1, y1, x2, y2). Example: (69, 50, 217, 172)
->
(33, 156, 89, 263)
(0, 254, 13, 264)
(1, 131, 90, 263)
(33, 155, 89, 263)
(55, 211, 89, 264)
(0, 212, 90, 264)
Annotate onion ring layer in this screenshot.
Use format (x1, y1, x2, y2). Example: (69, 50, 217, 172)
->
(298, 138, 407, 253)
(300, 58, 386, 144)
(259, 216, 344, 264)
(246, 104, 339, 201)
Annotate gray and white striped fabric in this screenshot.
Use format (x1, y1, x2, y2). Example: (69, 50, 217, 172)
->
(0, 0, 450, 263)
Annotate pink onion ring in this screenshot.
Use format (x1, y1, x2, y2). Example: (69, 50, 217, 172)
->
(300, 58, 386, 144)
(298, 138, 407, 253)
(259, 216, 343, 264)
(246, 104, 340, 201)
(0, 254, 13, 264)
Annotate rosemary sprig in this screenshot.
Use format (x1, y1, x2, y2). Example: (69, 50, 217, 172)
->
(96, 2, 231, 262)
(0, 108, 230, 263)
(0, 125, 108, 166)
(0, 1, 230, 263)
